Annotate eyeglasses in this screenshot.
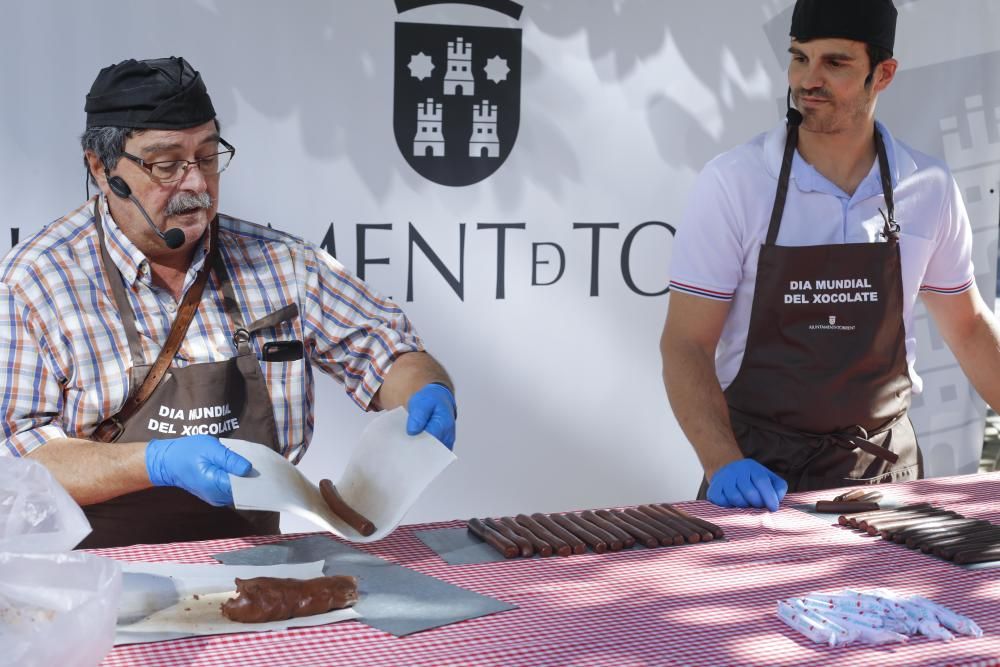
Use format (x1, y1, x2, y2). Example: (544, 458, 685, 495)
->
(120, 138, 236, 184)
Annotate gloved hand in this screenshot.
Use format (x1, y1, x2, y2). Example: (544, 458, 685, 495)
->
(406, 382, 457, 450)
(707, 458, 788, 512)
(146, 435, 253, 507)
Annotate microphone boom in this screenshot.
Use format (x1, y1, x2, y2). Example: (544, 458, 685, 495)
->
(106, 175, 187, 249)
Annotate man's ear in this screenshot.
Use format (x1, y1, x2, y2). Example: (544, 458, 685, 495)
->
(873, 58, 898, 94)
(84, 150, 110, 195)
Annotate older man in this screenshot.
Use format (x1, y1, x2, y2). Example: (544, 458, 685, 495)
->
(0, 57, 457, 548)
(661, 0, 1000, 510)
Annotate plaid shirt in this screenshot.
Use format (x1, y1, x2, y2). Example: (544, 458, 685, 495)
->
(0, 197, 422, 461)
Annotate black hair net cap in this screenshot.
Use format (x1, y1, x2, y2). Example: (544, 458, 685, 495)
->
(85, 56, 216, 129)
(791, 0, 897, 54)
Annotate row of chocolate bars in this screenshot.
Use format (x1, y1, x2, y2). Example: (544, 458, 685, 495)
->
(835, 502, 1000, 565)
(467, 504, 724, 558)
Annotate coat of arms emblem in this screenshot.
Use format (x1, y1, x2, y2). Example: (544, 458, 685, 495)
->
(394, 0, 523, 186)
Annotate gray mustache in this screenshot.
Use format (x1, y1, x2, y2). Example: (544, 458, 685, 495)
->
(166, 192, 213, 216)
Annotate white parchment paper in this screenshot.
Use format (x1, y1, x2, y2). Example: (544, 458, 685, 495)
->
(225, 407, 456, 542)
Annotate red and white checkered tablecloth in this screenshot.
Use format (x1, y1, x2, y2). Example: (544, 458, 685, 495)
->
(96, 473, 1000, 667)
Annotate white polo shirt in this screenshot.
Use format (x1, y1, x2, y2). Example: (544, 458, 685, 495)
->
(669, 121, 974, 394)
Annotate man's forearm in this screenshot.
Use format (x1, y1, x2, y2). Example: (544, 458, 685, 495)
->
(922, 289, 1000, 415)
(373, 351, 453, 410)
(26, 437, 150, 506)
(662, 338, 743, 480)
(949, 313, 1000, 412)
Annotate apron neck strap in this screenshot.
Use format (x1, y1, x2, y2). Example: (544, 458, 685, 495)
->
(765, 122, 897, 246)
(94, 197, 144, 365)
(765, 123, 799, 246)
(874, 126, 899, 241)
(94, 198, 222, 367)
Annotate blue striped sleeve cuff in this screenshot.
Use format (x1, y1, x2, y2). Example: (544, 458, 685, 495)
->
(668, 280, 735, 301)
(919, 277, 975, 295)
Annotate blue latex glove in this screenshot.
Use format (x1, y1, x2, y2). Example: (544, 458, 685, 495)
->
(406, 382, 457, 450)
(146, 435, 253, 507)
(707, 458, 788, 512)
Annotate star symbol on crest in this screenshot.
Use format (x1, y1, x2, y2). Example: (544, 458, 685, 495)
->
(484, 56, 510, 84)
(408, 52, 434, 81)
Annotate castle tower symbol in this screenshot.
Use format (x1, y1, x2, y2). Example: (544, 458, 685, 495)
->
(413, 98, 444, 157)
(469, 100, 499, 158)
(444, 37, 474, 96)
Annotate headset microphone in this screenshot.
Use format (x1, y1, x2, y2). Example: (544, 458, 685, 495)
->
(105, 175, 187, 249)
(785, 87, 804, 128)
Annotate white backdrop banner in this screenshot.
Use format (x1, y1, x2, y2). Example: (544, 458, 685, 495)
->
(1, 1, 998, 531)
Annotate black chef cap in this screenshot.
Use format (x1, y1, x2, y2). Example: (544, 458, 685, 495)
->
(85, 57, 216, 129)
(790, 0, 897, 54)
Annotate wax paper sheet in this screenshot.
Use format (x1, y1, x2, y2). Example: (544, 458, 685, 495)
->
(213, 535, 515, 636)
(225, 408, 455, 542)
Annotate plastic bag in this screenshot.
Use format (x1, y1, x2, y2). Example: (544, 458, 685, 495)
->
(0, 452, 91, 552)
(0, 456, 122, 667)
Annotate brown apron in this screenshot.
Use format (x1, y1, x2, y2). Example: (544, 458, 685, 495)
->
(79, 204, 296, 548)
(698, 122, 921, 497)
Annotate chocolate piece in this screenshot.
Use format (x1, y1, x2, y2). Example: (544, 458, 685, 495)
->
(833, 488, 868, 502)
(566, 513, 623, 551)
(318, 479, 375, 536)
(613, 509, 672, 546)
(863, 510, 956, 536)
(484, 518, 533, 558)
(935, 531, 1000, 560)
(467, 518, 518, 558)
(939, 538, 1000, 561)
(221, 575, 358, 623)
(853, 505, 939, 528)
(516, 514, 572, 557)
(815, 501, 881, 514)
(952, 544, 1000, 565)
(551, 513, 607, 553)
(841, 503, 932, 527)
(855, 507, 941, 531)
(897, 518, 989, 545)
(656, 504, 724, 540)
(652, 504, 713, 542)
(869, 510, 959, 535)
(582, 510, 635, 548)
(500, 516, 553, 557)
(531, 513, 587, 555)
(640, 505, 700, 543)
(894, 521, 969, 544)
(620, 508, 681, 546)
(597, 510, 658, 548)
(832, 489, 883, 503)
(922, 526, 1000, 554)
(627, 508, 684, 545)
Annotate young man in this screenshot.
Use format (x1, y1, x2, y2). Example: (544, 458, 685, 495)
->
(661, 0, 1000, 510)
(0, 57, 457, 547)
